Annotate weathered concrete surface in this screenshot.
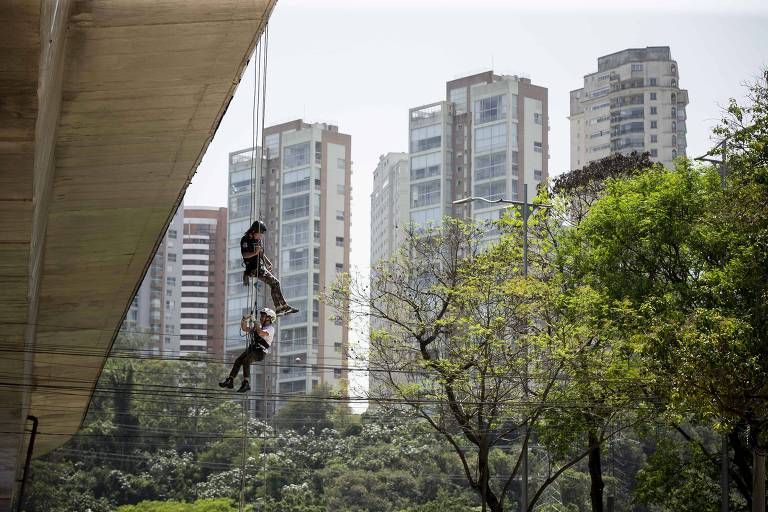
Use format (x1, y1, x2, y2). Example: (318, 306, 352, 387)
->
(0, 1, 276, 508)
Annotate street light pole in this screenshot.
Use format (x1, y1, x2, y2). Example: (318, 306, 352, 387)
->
(453, 185, 549, 512)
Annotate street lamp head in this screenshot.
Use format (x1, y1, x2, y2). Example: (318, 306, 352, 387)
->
(452, 197, 476, 205)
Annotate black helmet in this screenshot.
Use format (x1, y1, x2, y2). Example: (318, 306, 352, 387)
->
(249, 220, 267, 233)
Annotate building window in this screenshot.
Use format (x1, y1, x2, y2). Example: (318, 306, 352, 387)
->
(475, 123, 508, 152)
(649, 78, 657, 86)
(533, 142, 543, 153)
(410, 180, 441, 208)
(651, 134, 658, 143)
(672, 149, 678, 159)
(449, 87, 467, 113)
(650, 121, 658, 129)
(671, 93, 677, 103)
(168, 229, 177, 239)
(337, 158, 346, 170)
(282, 221, 309, 247)
(334, 369, 342, 378)
(474, 151, 506, 181)
(264, 133, 279, 159)
(410, 207, 441, 228)
(166, 277, 176, 287)
(281, 248, 309, 273)
(282, 167, 311, 195)
(672, 121, 677, 131)
(284, 142, 311, 168)
(167, 253, 176, 262)
(410, 124, 441, 152)
(474, 180, 506, 207)
(631, 64, 643, 71)
(650, 149, 658, 157)
(335, 263, 344, 273)
(335, 236, 344, 247)
(282, 194, 310, 221)
(672, 135, 677, 146)
(650, 107, 657, 115)
(283, 274, 308, 299)
(650, 92, 657, 101)
(671, 79, 677, 87)
(336, 210, 344, 221)
(534, 169, 543, 180)
(474, 94, 507, 124)
(533, 112, 542, 124)
(411, 152, 441, 180)
(315, 141, 322, 164)
(337, 184, 345, 194)
(671, 107, 677, 117)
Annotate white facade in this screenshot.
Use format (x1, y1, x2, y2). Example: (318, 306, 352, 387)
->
(370, 152, 409, 267)
(124, 205, 183, 355)
(570, 46, 688, 170)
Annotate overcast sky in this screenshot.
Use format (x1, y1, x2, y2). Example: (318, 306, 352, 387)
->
(186, 0, 768, 276)
(182, 1, 767, 401)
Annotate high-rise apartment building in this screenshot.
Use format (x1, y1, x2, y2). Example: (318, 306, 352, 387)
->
(225, 120, 351, 412)
(408, 71, 548, 230)
(370, 152, 409, 267)
(569, 46, 688, 170)
(180, 207, 227, 359)
(124, 205, 184, 354)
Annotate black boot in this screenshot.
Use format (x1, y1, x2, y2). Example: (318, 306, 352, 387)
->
(236, 380, 251, 393)
(276, 305, 299, 316)
(218, 377, 234, 389)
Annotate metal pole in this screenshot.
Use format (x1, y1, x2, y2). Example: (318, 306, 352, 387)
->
(721, 434, 729, 512)
(521, 184, 529, 512)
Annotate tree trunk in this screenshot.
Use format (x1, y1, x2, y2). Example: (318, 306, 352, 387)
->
(731, 428, 754, 509)
(754, 447, 766, 512)
(588, 430, 604, 512)
(477, 442, 503, 512)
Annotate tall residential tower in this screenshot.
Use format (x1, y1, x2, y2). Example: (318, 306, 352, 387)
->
(569, 46, 688, 169)
(225, 120, 351, 413)
(408, 71, 548, 230)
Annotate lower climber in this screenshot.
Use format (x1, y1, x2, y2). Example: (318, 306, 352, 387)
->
(241, 220, 298, 316)
(219, 308, 276, 393)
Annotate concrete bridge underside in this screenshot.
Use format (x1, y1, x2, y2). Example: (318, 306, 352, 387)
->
(0, 1, 276, 508)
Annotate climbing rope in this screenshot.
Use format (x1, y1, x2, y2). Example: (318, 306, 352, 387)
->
(239, 22, 270, 512)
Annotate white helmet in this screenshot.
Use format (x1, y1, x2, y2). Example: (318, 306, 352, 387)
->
(259, 307, 277, 322)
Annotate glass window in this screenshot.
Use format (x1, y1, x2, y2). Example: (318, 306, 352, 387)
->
(474, 94, 507, 124)
(533, 142, 543, 153)
(649, 78, 657, 86)
(650, 107, 657, 115)
(650, 92, 657, 100)
(533, 113, 542, 124)
(450, 87, 467, 113)
(229, 219, 249, 243)
(631, 64, 644, 71)
(227, 296, 249, 321)
(282, 167, 310, 195)
(475, 123, 508, 152)
(281, 327, 307, 351)
(167, 253, 176, 262)
(282, 194, 309, 221)
(264, 133, 279, 159)
(168, 229, 177, 239)
(229, 195, 251, 220)
(315, 142, 322, 164)
(411, 179, 441, 208)
(283, 142, 311, 168)
(281, 300, 307, 326)
(474, 151, 506, 181)
(283, 274, 308, 299)
(410, 124, 441, 152)
(474, 180, 506, 208)
(410, 207, 441, 227)
(650, 121, 658, 129)
(337, 158, 346, 169)
(651, 149, 658, 157)
(335, 236, 344, 247)
(651, 134, 658, 143)
(282, 221, 309, 247)
(281, 248, 309, 273)
(410, 152, 441, 180)
(336, 210, 344, 221)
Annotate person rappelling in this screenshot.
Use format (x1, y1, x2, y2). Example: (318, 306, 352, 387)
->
(241, 220, 298, 316)
(219, 308, 276, 392)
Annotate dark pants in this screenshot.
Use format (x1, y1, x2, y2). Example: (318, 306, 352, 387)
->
(228, 343, 265, 380)
(244, 261, 288, 309)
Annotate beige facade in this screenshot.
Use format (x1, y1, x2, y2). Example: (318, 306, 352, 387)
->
(570, 46, 688, 170)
